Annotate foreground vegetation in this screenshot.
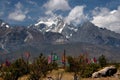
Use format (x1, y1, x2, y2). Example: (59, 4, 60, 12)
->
(0, 53, 119, 80)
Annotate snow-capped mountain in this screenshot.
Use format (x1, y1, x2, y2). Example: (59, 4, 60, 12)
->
(0, 19, 10, 28)
(34, 16, 64, 33)
(0, 20, 11, 52)
(1, 18, 120, 62)
(33, 16, 78, 38)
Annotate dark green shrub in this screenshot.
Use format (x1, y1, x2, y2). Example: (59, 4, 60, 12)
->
(29, 54, 50, 80)
(48, 61, 58, 71)
(66, 55, 100, 78)
(98, 55, 107, 67)
(1, 58, 29, 80)
(81, 63, 100, 78)
(66, 55, 87, 73)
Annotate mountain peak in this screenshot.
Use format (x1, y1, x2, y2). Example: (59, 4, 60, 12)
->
(34, 16, 65, 33)
(32, 16, 79, 38)
(81, 21, 97, 29)
(0, 19, 10, 28)
(70, 21, 120, 46)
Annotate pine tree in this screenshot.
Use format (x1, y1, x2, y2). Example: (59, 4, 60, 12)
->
(98, 55, 107, 67)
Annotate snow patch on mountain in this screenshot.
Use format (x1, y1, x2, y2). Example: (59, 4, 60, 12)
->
(3, 24, 10, 28)
(34, 16, 65, 33)
(33, 16, 78, 38)
(0, 20, 10, 28)
(1, 22, 5, 26)
(35, 20, 55, 27)
(68, 26, 78, 32)
(24, 31, 33, 42)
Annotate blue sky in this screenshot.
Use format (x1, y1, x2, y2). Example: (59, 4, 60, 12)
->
(0, 0, 120, 32)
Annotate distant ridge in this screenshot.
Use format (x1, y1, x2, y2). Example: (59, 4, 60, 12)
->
(0, 18, 120, 62)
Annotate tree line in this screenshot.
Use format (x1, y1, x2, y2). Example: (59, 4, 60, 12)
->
(0, 52, 119, 80)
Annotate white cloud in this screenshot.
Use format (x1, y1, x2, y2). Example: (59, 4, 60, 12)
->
(15, 2, 22, 9)
(8, 2, 28, 21)
(65, 6, 87, 25)
(45, 10, 54, 16)
(44, 0, 71, 16)
(91, 6, 120, 33)
(26, 0, 38, 6)
(8, 11, 26, 21)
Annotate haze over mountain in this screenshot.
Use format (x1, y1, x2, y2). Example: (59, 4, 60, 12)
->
(0, 17, 120, 62)
(0, 0, 120, 62)
(70, 22, 120, 46)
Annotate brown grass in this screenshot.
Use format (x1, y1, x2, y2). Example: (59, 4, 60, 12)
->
(42, 69, 119, 80)
(82, 77, 118, 80)
(0, 78, 3, 80)
(0, 69, 119, 80)
(0, 76, 119, 80)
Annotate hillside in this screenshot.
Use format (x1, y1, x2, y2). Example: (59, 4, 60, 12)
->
(0, 19, 120, 62)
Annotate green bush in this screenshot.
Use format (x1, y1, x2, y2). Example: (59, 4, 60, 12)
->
(81, 63, 100, 78)
(48, 61, 58, 71)
(29, 54, 49, 80)
(66, 55, 87, 73)
(66, 55, 100, 78)
(1, 58, 29, 80)
(98, 55, 107, 67)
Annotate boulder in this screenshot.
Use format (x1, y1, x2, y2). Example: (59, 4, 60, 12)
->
(92, 66, 117, 78)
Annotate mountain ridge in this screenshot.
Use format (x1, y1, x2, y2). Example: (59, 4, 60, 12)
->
(0, 18, 120, 62)
(70, 21, 120, 46)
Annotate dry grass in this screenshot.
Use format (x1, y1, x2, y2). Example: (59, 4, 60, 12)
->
(42, 69, 74, 80)
(0, 78, 3, 80)
(18, 75, 29, 80)
(0, 76, 119, 80)
(82, 77, 119, 80)
(0, 69, 119, 80)
(42, 69, 119, 80)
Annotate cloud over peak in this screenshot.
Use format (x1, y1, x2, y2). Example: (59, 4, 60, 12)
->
(91, 6, 120, 33)
(65, 5, 87, 25)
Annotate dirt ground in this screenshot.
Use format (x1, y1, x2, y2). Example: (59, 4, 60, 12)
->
(0, 76, 119, 80)
(42, 69, 119, 80)
(0, 69, 119, 80)
(82, 77, 119, 80)
(0, 78, 3, 80)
